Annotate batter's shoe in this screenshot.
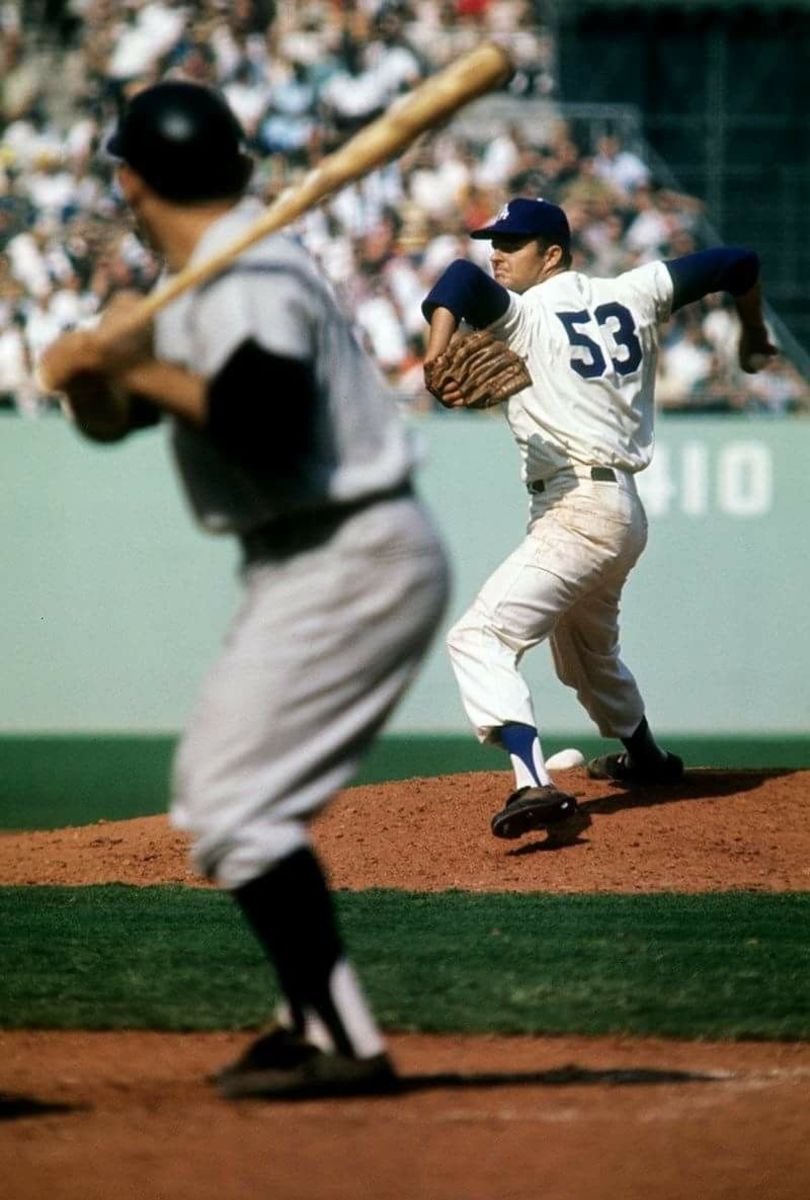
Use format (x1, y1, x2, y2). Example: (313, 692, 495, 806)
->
(587, 752, 684, 786)
(213, 1025, 399, 1101)
(490, 785, 591, 843)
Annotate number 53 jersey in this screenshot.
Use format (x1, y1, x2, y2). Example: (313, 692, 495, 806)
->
(487, 261, 675, 482)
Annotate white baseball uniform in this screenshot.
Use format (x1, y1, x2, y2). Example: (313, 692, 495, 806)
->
(153, 198, 448, 889)
(446, 262, 674, 744)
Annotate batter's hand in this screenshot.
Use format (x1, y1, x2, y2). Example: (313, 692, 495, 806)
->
(38, 329, 105, 394)
(97, 290, 154, 367)
(60, 369, 135, 443)
(39, 293, 154, 395)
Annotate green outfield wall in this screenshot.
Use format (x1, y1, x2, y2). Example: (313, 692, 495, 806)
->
(1, 413, 808, 742)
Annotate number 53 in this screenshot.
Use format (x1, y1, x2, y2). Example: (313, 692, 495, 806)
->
(557, 303, 642, 379)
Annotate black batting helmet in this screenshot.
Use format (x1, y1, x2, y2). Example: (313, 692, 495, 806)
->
(106, 81, 253, 202)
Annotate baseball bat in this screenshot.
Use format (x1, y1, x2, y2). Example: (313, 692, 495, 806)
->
(40, 42, 511, 388)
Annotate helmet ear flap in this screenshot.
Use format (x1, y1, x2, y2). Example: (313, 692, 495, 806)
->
(201, 151, 254, 202)
(234, 153, 255, 195)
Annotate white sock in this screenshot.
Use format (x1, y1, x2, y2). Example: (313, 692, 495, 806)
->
(327, 959, 386, 1059)
(275, 1000, 334, 1053)
(275, 960, 385, 1059)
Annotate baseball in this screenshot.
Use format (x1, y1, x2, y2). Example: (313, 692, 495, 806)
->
(545, 747, 586, 770)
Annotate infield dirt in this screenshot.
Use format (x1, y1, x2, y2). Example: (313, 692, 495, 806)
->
(2, 766, 809, 1199)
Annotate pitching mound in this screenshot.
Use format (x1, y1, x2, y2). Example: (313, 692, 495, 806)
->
(1, 767, 808, 892)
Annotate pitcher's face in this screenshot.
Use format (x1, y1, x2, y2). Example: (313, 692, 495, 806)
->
(489, 237, 561, 294)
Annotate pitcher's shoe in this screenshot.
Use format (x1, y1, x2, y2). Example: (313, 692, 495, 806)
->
(587, 752, 684, 786)
(213, 1025, 398, 1101)
(491, 784, 591, 844)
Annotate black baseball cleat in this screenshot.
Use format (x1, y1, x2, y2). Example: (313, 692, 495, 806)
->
(587, 752, 684, 786)
(490, 784, 591, 843)
(212, 1025, 399, 1101)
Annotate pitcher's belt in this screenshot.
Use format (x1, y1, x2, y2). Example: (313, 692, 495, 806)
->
(528, 467, 616, 494)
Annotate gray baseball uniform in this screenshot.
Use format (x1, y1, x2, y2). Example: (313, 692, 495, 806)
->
(155, 198, 448, 889)
(48, 75, 451, 1096)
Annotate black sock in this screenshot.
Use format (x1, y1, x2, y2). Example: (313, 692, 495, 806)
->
(233, 847, 354, 1056)
(621, 717, 667, 766)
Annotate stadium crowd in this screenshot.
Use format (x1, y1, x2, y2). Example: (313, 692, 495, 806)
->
(0, 0, 807, 416)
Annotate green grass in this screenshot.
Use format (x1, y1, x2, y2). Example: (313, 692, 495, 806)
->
(2, 733, 809, 830)
(1, 886, 808, 1040)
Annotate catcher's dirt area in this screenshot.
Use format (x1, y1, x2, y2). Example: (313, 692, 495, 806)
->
(2, 767, 809, 1200)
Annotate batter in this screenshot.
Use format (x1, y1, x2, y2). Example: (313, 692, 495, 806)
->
(40, 81, 449, 1100)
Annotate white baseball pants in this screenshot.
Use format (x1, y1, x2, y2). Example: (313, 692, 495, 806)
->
(446, 469, 648, 745)
(171, 494, 448, 890)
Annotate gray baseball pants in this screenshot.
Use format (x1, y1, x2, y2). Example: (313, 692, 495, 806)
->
(171, 494, 448, 890)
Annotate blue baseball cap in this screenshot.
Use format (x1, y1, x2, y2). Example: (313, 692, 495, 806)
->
(471, 198, 571, 247)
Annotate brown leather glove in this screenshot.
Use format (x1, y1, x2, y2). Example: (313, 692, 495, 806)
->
(424, 330, 531, 409)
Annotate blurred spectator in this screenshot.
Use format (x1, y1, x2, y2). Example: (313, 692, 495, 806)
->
(355, 277, 409, 379)
(742, 357, 810, 416)
(0, 0, 803, 418)
(0, 308, 31, 410)
(1, 7, 41, 123)
(657, 319, 721, 412)
(24, 287, 65, 359)
(257, 56, 317, 158)
(366, 5, 424, 94)
(623, 181, 681, 260)
(624, 179, 704, 262)
(406, 137, 471, 220)
(475, 124, 522, 190)
(223, 59, 272, 143)
(105, 0, 189, 90)
(591, 132, 649, 199)
(579, 209, 628, 277)
(395, 332, 435, 411)
(6, 220, 52, 297)
(320, 35, 391, 134)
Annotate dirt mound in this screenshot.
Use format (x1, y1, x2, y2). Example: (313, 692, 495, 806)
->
(1, 767, 807, 892)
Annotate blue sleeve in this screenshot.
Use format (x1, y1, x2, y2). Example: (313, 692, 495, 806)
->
(665, 247, 759, 313)
(421, 259, 510, 328)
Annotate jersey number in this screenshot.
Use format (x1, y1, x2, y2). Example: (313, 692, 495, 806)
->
(557, 303, 642, 379)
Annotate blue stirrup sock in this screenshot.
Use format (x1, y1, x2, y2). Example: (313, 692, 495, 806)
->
(499, 722, 551, 788)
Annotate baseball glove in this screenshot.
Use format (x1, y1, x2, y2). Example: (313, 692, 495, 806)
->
(424, 330, 531, 409)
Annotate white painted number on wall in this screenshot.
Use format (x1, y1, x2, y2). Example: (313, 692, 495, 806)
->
(638, 441, 773, 518)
